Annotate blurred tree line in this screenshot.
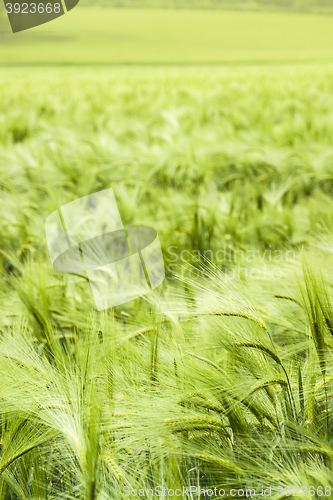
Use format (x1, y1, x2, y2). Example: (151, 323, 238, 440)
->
(82, 0, 333, 12)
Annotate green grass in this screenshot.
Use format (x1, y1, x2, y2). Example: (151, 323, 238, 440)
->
(1, 62, 333, 496)
(2, 8, 333, 64)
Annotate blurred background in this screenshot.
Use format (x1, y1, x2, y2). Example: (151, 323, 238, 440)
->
(1, 0, 333, 64)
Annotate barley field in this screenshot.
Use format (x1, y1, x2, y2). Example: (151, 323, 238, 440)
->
(2, 8, 333, 64)
(1, 61, 333, 497)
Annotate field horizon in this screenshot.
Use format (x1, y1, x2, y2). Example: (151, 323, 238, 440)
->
(2, 8, 333, 65)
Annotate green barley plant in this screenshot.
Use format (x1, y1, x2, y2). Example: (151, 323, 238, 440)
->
(2, 64, 333, 497)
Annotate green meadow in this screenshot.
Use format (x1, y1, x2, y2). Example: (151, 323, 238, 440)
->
(2, 8, 333, 64)
(2, 4, 333, 499)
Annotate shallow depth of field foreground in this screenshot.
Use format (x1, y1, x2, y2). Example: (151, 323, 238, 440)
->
(2, 64, 333, 497)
